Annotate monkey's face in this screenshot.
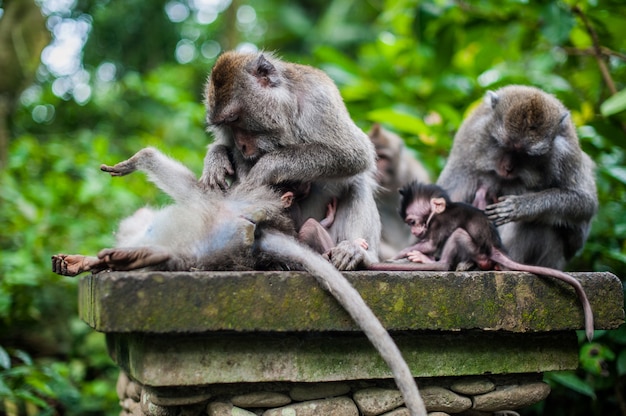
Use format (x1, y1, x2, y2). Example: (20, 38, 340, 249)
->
(403, 199, 431, 238)
(205, 51, 297, 161)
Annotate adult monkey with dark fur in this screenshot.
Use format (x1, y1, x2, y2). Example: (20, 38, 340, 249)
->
(436, 85, 598, 270)
(52, 148, 427, 416)
(199, 51, 380, 271)
(368, 182, 594, 341)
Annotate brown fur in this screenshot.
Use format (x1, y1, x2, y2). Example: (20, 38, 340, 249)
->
(437, 85, 598, 269)
(200, 51, 381, 270)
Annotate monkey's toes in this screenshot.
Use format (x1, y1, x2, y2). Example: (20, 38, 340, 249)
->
(51, 254, 82, 276)
(100, 163, 133, 176)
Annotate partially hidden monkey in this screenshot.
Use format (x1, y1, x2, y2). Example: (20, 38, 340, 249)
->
(51, 148, 427, 416)
(368, 124, 431, 260)
(369, 182, 594, 341)
(436, 85, 598, 270)
(200, 51, 380, 271)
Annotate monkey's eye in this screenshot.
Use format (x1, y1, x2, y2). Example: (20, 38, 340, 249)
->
(406, 219, 416, 226)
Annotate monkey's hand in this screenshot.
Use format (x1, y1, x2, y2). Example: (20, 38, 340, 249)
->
(407, 251, 435, 264)
(485, 195, 524, 226)
(326, 240, 369, 271)
(199, 145, 234, 190)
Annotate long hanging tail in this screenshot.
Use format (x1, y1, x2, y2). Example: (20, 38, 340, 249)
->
(258, 231, 427, 416)
(491, 248, 594, 341)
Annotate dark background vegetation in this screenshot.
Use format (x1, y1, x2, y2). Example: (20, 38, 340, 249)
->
(1, 0, 625, 414)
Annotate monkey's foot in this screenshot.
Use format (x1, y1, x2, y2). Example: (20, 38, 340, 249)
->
(98, 247, 170, 271)
(100, 161, 136, 176)
(327, 240, 368, 271)
(407, 250, 435, 264)
(52, 254, 105, 276)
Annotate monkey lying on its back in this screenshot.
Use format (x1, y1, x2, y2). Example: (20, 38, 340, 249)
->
(52, 148, 428, 416)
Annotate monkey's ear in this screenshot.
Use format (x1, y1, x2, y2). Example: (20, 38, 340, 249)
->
(559, 111, 570, 127)
(254, 54, 280, 87)
(486, 91, 499, 109)
(431, 197, 446, 214)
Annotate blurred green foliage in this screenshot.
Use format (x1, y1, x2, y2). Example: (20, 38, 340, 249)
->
(0, 0, 625, 414)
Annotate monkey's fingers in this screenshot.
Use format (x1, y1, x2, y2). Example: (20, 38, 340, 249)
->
(354, 238, 368, 250)
(406, 251, 435, 264)
(485, 204, 515, 225)
(199, 171, 231, 191)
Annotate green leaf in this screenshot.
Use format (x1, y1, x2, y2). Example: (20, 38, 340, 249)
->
(12, 350, 32, 366)
(0, 378, 13, 397)
(601, 165, 626, 186)
(366, 108, 429, 137)
(15, 389, 49, 408)
(600, 89, 626, 116)
(0, 346, 10, 370)
(548, 371, 596, 399)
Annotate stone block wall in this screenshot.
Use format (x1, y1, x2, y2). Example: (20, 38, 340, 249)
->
(77, 270, 625, 416)
(116, 373, 551, 416)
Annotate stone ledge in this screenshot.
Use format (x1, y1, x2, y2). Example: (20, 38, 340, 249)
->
(79, 271, 624, 333)
(107, 331, 579, 386)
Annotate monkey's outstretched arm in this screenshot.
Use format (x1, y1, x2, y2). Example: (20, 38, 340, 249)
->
(392, 240, 437, 261)
(490, 248, 594, 341)
(101, 147, 201, 204)
(244, 144, 372, 187)
(484, 188, 597, 227)
(258, 231, 427, 416)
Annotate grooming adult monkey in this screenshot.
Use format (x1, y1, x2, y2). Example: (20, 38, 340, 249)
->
(52, 148, 427, 416)
(200, 51, 380, 270)
(437, 85, 598, 270)
(368, 182, 594, 341)
(369, 124, 430, 260)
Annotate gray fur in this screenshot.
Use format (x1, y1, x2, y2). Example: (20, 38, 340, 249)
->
(53, 147, 426, 416)
(200, 51, 381, 270)
(437, 85, 598, 269)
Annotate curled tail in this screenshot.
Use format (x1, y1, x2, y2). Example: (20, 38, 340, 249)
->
(258, 231, 427, 416)
(491, 248, 594, 341)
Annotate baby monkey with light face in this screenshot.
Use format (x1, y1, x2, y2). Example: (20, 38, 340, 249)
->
(368, 182, 595, 341)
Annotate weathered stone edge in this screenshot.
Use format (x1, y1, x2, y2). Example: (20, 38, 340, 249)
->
(79, 270, 625, 333)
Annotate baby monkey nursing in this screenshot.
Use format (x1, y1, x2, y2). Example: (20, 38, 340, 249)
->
(52, 148, 428, 416)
